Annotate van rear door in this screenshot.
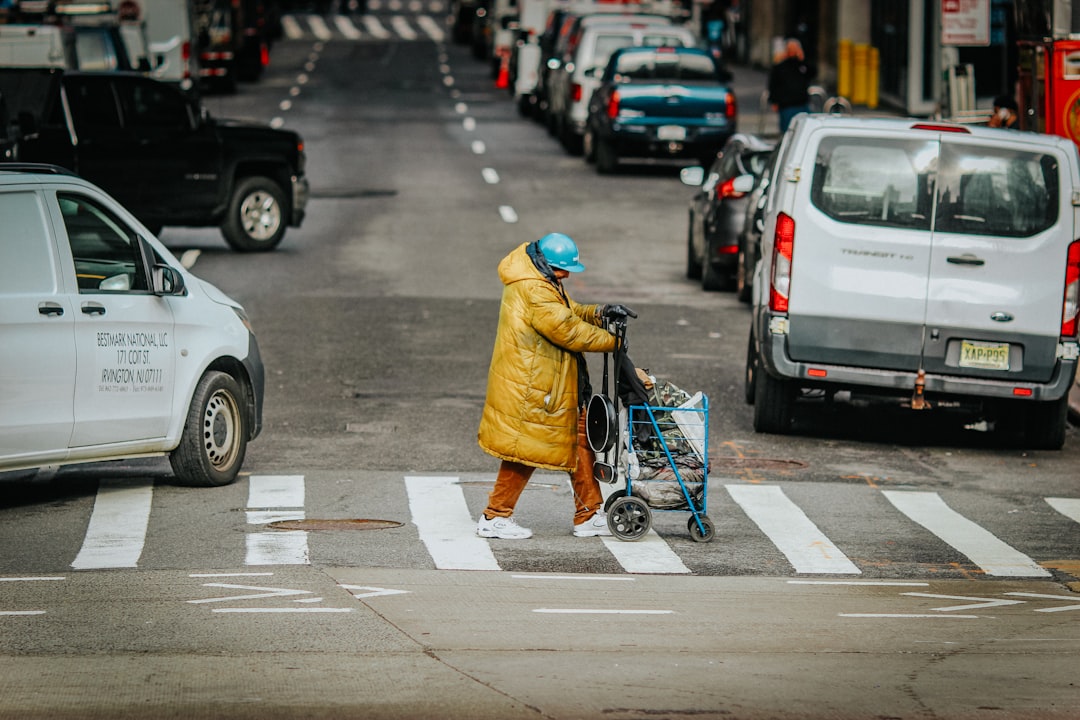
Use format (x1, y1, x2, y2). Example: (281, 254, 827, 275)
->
(784, 132, 938, 372)
(923, 139, 1069, 384)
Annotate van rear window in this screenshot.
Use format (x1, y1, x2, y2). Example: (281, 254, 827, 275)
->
(810, 136, 1059, 237)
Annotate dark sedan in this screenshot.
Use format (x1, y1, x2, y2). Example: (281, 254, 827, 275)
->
(681, 133, 774, 291)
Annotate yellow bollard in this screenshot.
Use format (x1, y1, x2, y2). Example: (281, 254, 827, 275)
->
(852, 43, 869, 105)
(837, 39, 853, 99)
(867, 46, 879, 109)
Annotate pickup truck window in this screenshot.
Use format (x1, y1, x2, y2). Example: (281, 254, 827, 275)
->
(120, 79, 192, 132)
(613, 52, 718, 82)
(66, 79, 122, 130)
(58, 192, 148, 293)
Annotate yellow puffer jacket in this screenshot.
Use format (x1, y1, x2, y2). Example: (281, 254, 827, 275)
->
(478, 243, 618, 472)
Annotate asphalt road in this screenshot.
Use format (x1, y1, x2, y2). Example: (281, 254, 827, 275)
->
(1, 10, 1079, 719)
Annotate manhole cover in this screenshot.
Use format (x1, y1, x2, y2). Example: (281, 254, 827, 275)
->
(709, 457, 808, 471)
(266, 519, 403, 531)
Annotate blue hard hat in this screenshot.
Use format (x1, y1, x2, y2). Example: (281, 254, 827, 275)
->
(537, 232, 585, 272)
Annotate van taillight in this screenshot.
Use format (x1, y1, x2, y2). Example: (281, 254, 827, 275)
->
(724, 91, 736, 120)
(718, 177, 745, 199)
(571, 83, 582, 102)
(607, 90, 620, 119)
(182, 40, 191, 78)
(1062, 240, 1080, 337)
(770, 212, 795, 313)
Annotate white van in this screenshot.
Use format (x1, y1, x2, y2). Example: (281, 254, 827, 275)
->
(128, 0, 199, 88)
(0, 164, 263, 485)
(747, 116, 1080, 449)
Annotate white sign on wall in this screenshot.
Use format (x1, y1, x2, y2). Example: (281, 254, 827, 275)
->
(941, 0, 991, 46)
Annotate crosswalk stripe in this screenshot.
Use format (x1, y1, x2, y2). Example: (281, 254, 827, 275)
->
(883, 490, 1050, 577)
(246, 475, 308, 566)
(1047, 497, 1080, 523)
(71, 479, 153, 569)
(601, 532, 691, 574)
(405, 476, 500, 571)
(726, 484, 861, 574)
(282, 14, 304, 40)
(390, 15, 417, 40)
(333, 15, 364, 39)
(307, 14, 334, 41)
(362, 15, 391, 39)
(416, 14, 444, 42)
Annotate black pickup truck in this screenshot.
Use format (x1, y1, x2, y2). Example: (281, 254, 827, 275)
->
(0, 67, 308, 251)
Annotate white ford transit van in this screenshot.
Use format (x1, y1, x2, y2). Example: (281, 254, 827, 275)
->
(0, 164, 263, 484)
(747, 116, 1080, 449)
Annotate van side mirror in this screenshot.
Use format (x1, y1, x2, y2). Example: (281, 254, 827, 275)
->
(680, 166, 705, 187)
(152, 264, 186, 295)
(733, 174, 755, 193)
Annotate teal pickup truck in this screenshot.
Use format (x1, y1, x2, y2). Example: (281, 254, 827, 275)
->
(583, 46, 736, 174)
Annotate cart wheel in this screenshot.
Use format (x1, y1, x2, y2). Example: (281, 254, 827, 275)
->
(607, 496, 651, 541)
(603, 492, 623, 514)
(687, 514, 715, 543)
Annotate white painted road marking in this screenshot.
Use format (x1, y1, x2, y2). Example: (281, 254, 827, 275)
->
(307, 15, 333, 41)
(481, 168, 500, 184)
(471, 140, 486, 154)
(71, 479, 153, 569)
(0, 611, 47, 616)
(901, 592, 1026, 612)
(0, 577, 65, 582)
(390, 15, 416, 40)
(534, 609, 674, 615)
(361, 15, 390, 39)
(1004, 592, 1080, 613)
(405, 476, 500, 571)
(788, 580, 929, 587)
(883, 491, 1050, 577)
(840, 613, 980, 619)
(212, 607, 353, 613)
(601, 531, 691, 574)
(498, 206, 518, 223)
(340, 585, 411, 599)
(1046, 497, 1080, 523)
(416, 14, 445, 41)
(246, 475, 308, 566)
(333, 15, 362, 39)
(188, 583, 312, 604)
(726, 484, 861, 574)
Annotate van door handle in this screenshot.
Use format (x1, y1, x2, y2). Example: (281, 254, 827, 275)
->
(81, 303, 106, 316)
(38, 302, 65, 317)
(946, 254, 985, 266)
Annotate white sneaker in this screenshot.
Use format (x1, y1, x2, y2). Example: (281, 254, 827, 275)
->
(476, 515, 533, 539)
(573, 510, 612, 537)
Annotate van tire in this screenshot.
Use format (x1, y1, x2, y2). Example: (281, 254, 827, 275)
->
(736, 245, 752, 303)
(1024, 396, 1068, 450)
(222, 177, 286, 252)
(753, 367, 794, 434)
(686, 215, 702, 280)
(170, 371, 248, 487)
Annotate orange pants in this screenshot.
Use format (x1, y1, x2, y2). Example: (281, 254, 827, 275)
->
(484, 413, 603, 526)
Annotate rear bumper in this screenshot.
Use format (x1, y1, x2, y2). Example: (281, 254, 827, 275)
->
(760, 320, 1078, 402)
(605, 125, 733, 160)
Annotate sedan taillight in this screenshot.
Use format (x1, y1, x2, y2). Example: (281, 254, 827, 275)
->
(607, 90, 620, 120)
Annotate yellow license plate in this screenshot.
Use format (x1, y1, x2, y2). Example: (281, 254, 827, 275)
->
(959, 340, 1010, 370)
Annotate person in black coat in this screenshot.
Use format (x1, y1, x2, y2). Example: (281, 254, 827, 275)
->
(768, 38, 813, 134)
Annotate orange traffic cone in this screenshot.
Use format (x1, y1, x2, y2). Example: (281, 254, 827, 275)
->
(495, 57, 510, 90)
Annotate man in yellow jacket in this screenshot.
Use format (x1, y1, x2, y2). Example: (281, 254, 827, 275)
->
(477, 233, 635, 539)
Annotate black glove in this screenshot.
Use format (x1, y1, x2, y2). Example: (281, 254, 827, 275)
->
(602, 304, 638, 320)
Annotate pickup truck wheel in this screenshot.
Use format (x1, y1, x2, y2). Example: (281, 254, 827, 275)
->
(1022, 396, 1068, 450)
(753, 366, 794, 434)
(596, 137, 618, 174)
(685, 212, 702, 280)
(170, 371, 248, 487)
(223, 177, 286, 252)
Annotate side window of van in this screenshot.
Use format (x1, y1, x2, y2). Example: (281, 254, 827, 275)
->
(0, 191, 57, 294)
(811, 137, 936, 230)
(57, 193, 148, 293)
(935, 145, 1058, 238)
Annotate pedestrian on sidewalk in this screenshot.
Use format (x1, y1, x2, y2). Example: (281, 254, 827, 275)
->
(988, 94, 1020, 129)
(476, 233, 635, 540)
(768, 38, 814, 134)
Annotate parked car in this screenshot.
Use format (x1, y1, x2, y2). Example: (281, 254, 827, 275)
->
(746, 115, 1080, 448)
(0, 67, 309, 251)
(734, 145, 778, 303)
(546, 13, 687, 154)
(0, 163, 263, 486)
(681, 132, 774, 291)
(584, 45, 736, 173)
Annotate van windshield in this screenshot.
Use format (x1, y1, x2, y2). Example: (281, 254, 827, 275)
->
(810, 136, 1060, 237)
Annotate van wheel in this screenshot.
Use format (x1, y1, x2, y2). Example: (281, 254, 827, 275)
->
(753, 366, 794, 434)
(744, 329, 757, 405)
(596, 137, 618, 174)
(1023, 396, 1068, 450)
(223, 177, 286, 252)
(170, 371, 248, 487)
